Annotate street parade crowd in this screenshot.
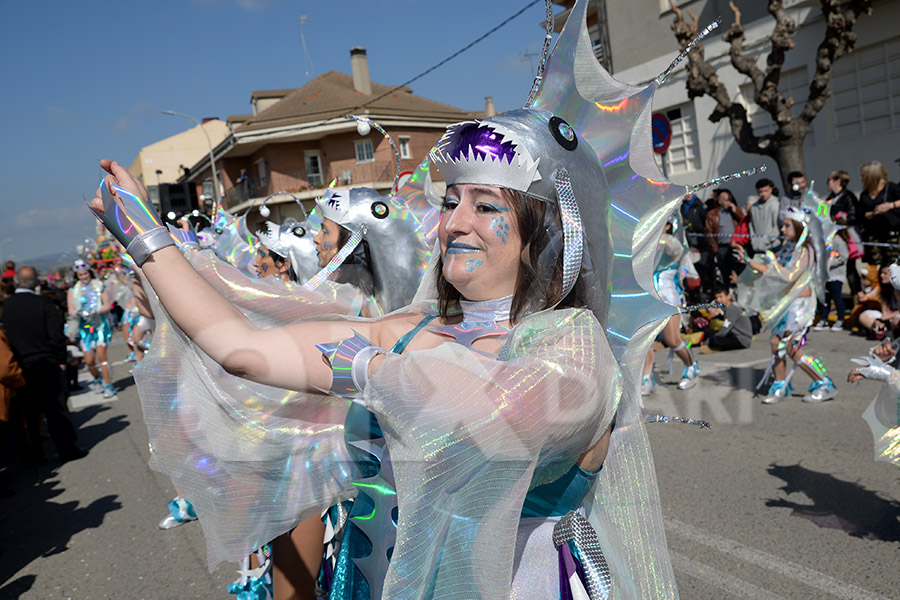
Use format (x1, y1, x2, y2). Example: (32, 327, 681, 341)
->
(1, 2, 897, 598)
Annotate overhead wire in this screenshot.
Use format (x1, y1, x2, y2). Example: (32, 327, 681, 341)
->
(246, 0, 543, 126)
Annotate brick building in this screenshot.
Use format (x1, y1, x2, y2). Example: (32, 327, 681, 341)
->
(181, 47, 478, 227)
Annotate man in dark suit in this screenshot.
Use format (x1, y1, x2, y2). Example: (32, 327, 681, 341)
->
(3, 266, 86, 464)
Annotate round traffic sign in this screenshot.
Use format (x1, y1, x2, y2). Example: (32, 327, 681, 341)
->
(651, 113, 672, 154)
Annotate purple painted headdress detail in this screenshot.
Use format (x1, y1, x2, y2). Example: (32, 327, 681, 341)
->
(430, 120, 541, 193)
(445, 123, 519, 165)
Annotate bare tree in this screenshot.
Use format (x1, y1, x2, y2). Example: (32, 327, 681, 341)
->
(670, 0, 873, 189)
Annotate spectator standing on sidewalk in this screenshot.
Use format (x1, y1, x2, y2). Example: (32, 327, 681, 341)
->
(859, 160, 900, 266)
(705, 189, 744, 290)
(827, 170, 858, 224)
(781, 171, 808, 212)
(749, 178, 782, 256)
(814, 217, 850, 331)
(2, 267, 86, 464)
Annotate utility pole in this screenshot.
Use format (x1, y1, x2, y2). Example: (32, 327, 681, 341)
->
(300, 15, 315, 81)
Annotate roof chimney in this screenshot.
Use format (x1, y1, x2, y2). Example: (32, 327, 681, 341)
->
(484, 97, 495, 117)
(350, 47, 372, 96)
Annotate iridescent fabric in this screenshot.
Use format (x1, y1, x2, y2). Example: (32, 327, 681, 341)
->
(178, 247, 366, 325)
(863, 371, 900, 466)
(135, 298, 663, 598)
(653, 234, 684, 308)
(738, 244, 815, 332)
(211, 207, 258, 276)
(136, 278, 364, 567)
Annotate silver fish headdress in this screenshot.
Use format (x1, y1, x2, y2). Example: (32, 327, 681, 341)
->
(255, 217, 321, 284)
(309, 161, 439, 313)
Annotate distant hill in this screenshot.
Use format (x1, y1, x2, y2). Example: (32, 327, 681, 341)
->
(22, 251, 81, 273)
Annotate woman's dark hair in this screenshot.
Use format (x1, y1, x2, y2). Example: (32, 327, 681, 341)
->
(835, 217, 850, 244)
(788, 219, 806, 244)
(435, 188, 585, 324)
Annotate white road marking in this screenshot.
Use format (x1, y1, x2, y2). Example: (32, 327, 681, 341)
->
(670, 551, 786, 600)
(700, 357, 771, 370)
(665, 518, 891, 600)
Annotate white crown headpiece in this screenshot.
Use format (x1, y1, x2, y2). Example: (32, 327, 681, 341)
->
(429, 120, 541, 195)
(256, 218, 299, 258)
(781, 205, 811, 224)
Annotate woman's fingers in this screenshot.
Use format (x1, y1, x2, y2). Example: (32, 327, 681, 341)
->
(847, 370, 864, 383)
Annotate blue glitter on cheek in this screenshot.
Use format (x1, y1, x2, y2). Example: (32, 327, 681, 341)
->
(323, 241, 333, 251)
(260, 262, 269, 273)
(491, 216, 510, 244)
(465, 259, 484, 272)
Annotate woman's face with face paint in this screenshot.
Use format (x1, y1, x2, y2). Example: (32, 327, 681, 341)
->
(252, 246, 290, 280)
(313, 218, 342, 268)
(438, 184, 521, 301)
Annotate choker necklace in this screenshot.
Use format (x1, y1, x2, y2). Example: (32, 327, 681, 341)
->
(459, 295, 513, 325)
(429, 295, 513, 355)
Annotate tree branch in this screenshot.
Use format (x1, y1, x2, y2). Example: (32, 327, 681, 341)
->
(800, 0, 874, 125)
(724, 1, 764, 89)
(670, 0, 768, 155)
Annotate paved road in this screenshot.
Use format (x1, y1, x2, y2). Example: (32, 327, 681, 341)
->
(646, 327, 899, 599)
(1, 338, 234, 598)
(1, 330, 898, 598)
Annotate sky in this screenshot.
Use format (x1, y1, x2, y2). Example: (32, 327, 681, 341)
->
(0, 0, 554, 264)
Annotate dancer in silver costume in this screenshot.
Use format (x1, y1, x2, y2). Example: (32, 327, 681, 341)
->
(734, 205, 838, 404)
(68, 260, 116, 398)
(642, 216, 700, 395)
(84, 1, 719, 596)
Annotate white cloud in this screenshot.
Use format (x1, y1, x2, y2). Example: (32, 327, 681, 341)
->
(190, 0, 272, 10)
(111, 102, 152, 133)
(130, 101, 152, 116)
(45, 105, 79, 129)
(14, 205, 93, 230)
(234, 0, 272, 9)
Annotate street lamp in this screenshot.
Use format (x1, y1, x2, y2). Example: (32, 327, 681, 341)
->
(161, 110, 221, 214)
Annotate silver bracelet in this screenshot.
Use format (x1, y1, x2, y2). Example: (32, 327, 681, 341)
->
(126, 227, 175, 267)
(316, 331, 385, 398)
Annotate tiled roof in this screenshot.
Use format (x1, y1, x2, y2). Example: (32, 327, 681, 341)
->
(236, 71, 473, 132)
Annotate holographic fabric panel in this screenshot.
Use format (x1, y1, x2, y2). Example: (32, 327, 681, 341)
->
(135, 248, 368, 567)
(862, 372, 900, 466)
(366, 308, 621, 599)
(738, 245, 815, 330)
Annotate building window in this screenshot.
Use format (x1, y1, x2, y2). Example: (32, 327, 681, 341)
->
(201, 179, 214, 199)
(255, 158, 268, 189)
(659, 0, 691, 13)
(355, 139, 375, 163)
(148, 185, 161, 213)
(305, 151, 323, 187)
(399, 136, 412, 160)
(658, 104, 701, 175)
(739, 67, 814, 144)
(831, 37, 900, 140)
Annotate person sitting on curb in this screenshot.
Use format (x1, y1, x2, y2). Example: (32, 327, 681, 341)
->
(700, 287, 753, 352)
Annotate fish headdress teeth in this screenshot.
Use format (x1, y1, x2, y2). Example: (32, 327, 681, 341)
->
(429, 121, 542, 194)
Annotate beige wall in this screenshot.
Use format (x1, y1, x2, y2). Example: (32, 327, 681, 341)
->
(128, 119, 230, 185)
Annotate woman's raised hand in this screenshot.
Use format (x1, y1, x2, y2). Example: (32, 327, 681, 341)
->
(91, 159, 150, 215)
